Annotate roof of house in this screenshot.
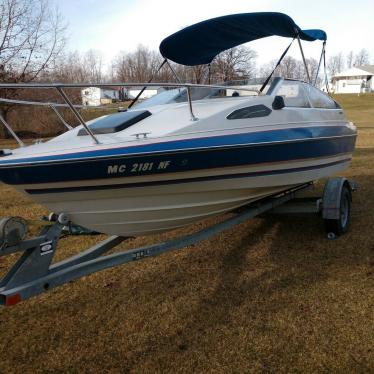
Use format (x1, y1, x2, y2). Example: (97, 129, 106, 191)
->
(360, 65, 374, 74)
(333, 65, 374, 79)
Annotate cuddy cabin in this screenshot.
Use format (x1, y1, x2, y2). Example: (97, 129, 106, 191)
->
(1, 78, 352, 162)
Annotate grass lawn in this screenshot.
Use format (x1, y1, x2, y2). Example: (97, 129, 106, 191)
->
(0, 96, 373, 373)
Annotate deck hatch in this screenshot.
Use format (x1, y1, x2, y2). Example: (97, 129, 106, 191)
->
(78, 110, 151, 136)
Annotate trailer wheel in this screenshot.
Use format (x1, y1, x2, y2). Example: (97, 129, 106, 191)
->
(324, 184, 351, 236)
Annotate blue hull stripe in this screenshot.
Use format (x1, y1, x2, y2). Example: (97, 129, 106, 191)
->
(0, 135, 356, 185)
(26, 158, 351, 195)
(0, 125, 355, 166)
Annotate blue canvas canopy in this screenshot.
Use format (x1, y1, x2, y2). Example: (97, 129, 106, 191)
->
(159, 12, 327, 66)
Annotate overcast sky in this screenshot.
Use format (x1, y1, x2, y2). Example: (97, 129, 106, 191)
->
(54, 0, 374, 68)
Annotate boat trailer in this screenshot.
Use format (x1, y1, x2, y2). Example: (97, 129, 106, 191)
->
(0, 178, 355, 306)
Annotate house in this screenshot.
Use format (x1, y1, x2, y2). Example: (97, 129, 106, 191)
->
(81, 87, 124, 106)
(331, 65, 374, 94)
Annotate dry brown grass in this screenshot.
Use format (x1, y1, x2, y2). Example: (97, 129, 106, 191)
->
(0, 100, 373, 373)
(2, 102, 124, 139)
(333, 93, 374, 128)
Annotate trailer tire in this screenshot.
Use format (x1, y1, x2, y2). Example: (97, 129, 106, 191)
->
(324, 185, 351, 236)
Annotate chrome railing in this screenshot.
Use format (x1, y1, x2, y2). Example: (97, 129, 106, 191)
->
(0, 82, 259, 146)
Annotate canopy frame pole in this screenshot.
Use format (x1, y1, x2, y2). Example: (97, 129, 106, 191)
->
(49, 104, 73, 131)
(0, 113, 25, 147)
(296, 34, 311, 83)
(187, 86, 198, 121)
(322, 45, 330, 94)
(128, 58, 168, 109)
(314, 41, 326, 86)
(166, 60, 182, 83)
(56, 87, 100, 144)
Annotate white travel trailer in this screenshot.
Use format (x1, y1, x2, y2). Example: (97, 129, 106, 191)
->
(127, 87, 159, 100)
(81, 87, 121, 106)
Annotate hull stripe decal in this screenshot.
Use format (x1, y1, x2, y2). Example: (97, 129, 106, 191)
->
(25, 158, 351, 195)
(0, 125, 356, 166)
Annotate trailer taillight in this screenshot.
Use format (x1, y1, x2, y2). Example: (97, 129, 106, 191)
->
(5, 293, 21, 306)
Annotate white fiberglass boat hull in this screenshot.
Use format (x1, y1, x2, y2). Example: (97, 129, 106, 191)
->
(16, 154, 351, 236)
(0, 80, 357, 237)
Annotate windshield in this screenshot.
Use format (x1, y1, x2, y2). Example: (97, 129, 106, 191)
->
(270, 79, 341, 109)
(133, 87, 226, 109)
(133, 88, 185, 109)
(133, 78, 268, 109)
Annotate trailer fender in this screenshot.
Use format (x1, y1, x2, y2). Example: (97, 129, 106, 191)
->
(322, 177, 353, 220)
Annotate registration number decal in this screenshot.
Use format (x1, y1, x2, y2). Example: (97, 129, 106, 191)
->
(107, 160, 171, 175)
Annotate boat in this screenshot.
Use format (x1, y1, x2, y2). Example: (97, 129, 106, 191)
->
(0, 12, 357, 237)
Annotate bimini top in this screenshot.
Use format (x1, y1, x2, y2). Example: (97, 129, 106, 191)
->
(159, 12, 327, 66)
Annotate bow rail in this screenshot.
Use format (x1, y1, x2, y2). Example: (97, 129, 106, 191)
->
(0, 82, 259, 147)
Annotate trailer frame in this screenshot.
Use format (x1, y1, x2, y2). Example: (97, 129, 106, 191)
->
(0, 179, 355, 306)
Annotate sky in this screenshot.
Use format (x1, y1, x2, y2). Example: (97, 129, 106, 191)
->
(53, 0, 374, 69)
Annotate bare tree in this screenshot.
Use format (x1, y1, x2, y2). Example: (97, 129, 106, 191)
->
(189, 65, 207, 84)
(211, 46, 257, 82)
(83, 49, 104, 83)
(327, 53, 345, 77)
(111, 44, 257, 85)
(274, 56, 298, 79)
(346, 51, 354, 68)
(258, 55, 322, 87)
(50, 51, 85, 82)
(258, 59, 276, 80)
(301, 58, 320, 83)
(0, 0, 66, 81)
(0, 0, 66, 137)
(50, 49, 104, 83)
(112, 45, 163, 83)
(354, 48, 370, 66)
